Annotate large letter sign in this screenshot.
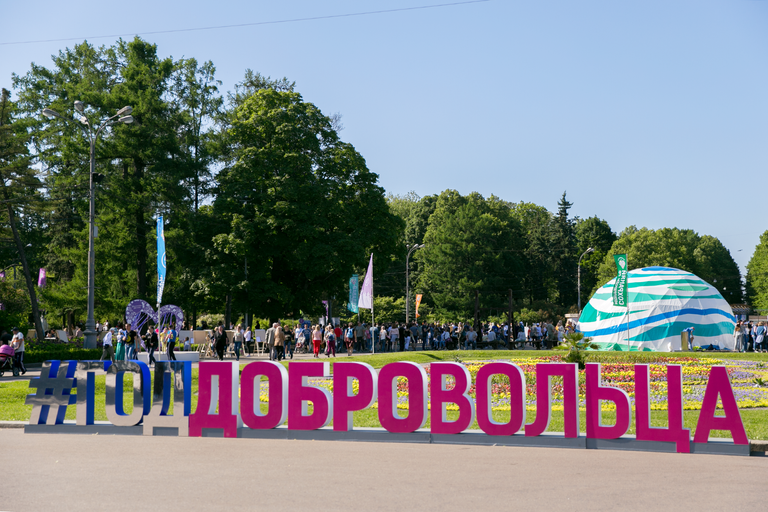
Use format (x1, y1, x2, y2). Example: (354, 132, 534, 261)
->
(25, 360, 751, 455)
(635, 364, 690, 453)
(189, 361, 241, 437)
(333, 362, 377, 432)
(586, 363, 631, 440)
(241, 361, 288, 430)
(475, 362, 525, 436)
(430, 362, 475, 434)
(693, 366, 748, 445)
(288, 361, 332, 430)
(378, 362, 428, 433)
(525, 363, 579, 438)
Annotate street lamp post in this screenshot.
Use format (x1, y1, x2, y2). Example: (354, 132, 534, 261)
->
(42, 103, 133, 348)
(405, 243, 425, 324)
(577, 247, 594, 314)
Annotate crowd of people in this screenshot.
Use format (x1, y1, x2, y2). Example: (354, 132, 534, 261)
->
(3, 316, 766, 376)
(96, 323, 191, 366)
(733, 321, 767, 353)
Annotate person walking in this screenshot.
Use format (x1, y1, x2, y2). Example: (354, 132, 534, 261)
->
(148, 327, 158, 366)
(312, 325, 323, 358)
(734, 324, 744, 352)
(345, 323, 354, 356)
(115, 325, 126, 361)
(124, 324, 137, 360)
(755, 322, 766, 353)
(244, 326, 253, 356)
(274, 325, 285, 361)
(233, 324, 244, 361)
(9, 328, 25, 375)
(214, 325, 228, 361)
(265, 323, 277, 361)
(100, 327, 115, 363)
(284, 325, 293, 359)
(167, 325, 178, 361)
(325, 325, 337, 358)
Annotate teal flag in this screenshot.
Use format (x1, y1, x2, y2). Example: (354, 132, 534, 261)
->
(348, 274, 359, 313)
(612, 254, 628, 307)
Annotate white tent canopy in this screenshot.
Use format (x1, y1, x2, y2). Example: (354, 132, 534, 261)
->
(578, 266, 736, 351)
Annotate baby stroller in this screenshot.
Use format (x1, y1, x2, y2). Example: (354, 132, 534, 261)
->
(0, 345, 17, 377)
(294, 334, 308, 354)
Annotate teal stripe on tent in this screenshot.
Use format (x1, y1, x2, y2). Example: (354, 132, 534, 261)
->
(581, 307, 736, 337)
(590, 292, 724, 302)
(628, 321, 735, 342)
(627, 278, 708, 289)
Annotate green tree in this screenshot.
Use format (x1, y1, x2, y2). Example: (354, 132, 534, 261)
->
(510, 201, 554, 303)
(551, 191, 577, 308)
(596, 227, 742, 302)
(211, 86, 400, 322)
(746, 231, 768, 310)
(0, 88, 45, 341)
(12, 38, 222, 326)
(418, 191, 524, 320)
(575, 216, 616, 308)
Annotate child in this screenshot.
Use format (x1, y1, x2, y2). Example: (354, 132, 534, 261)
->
(183, 337, 191, 352)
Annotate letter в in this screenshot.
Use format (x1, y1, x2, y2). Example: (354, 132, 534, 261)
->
(377, 362, 428, 433)
(430, 362, 475, 435)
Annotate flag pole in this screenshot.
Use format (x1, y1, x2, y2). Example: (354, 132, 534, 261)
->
(371, 254, 375, 354)
(626, 258, 630, 352)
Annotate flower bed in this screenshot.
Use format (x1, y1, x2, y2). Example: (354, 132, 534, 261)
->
(258, 356, 768, 412)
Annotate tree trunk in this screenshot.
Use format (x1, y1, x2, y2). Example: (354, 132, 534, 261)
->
(1, 184, 44, 343)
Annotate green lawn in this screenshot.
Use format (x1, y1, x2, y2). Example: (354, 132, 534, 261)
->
(2, 350, 766, 441)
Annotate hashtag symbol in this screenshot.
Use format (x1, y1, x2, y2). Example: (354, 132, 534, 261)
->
(26, 361, 76, 425)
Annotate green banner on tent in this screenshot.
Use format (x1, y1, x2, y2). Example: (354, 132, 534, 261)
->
(612, 254, 628, 307)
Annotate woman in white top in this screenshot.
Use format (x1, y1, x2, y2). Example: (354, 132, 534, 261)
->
(388, 325, 399, 352)
(11, 327, 26, 375)
(734, 325, 744, 353)
(244, 327, 253, 355)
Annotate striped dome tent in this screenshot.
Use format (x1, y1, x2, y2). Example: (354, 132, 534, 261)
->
(578, 266, 736, 352)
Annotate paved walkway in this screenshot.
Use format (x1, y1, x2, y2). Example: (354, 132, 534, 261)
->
(1, 429, 766, 511)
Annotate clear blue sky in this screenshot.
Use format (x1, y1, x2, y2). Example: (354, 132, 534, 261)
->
(2, 0, 766, 276)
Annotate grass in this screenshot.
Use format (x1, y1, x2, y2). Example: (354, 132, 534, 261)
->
(2, 349, 767, 441)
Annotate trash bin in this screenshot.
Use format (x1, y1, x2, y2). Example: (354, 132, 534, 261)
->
(680, 331, 689, 352)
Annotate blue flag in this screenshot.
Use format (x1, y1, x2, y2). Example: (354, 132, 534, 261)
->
(348, 274, 359, 313)
(157, 216, 166, 307)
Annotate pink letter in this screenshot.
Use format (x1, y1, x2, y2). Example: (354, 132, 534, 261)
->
(430, 362, 475, 434)
(378, 362, 427, 433)
(333, 362, 377, 431)
(476, 362, 525, 436)
(241, 361, 288, 430)
(189, 361, 242, 438)
(288, 362, 332, 430)
(525, 363, 579, 438)
(586, 363, 631, 439)
(635, 364, 690, 453)
(693, 366, 748, 445)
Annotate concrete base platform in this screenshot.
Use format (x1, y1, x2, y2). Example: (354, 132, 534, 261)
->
(23, 422, 752, 455)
